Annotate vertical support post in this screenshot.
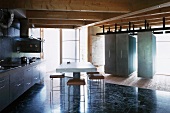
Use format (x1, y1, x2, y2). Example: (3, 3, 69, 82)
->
(119, 26, 122, 32)
(145, 20, 147, 29)
(129, 22, 131, 31)
(163, 17, 165, 29)
(133, 24, 135, 34)
(60, 29, 62, 64)
(115, 24, 117, 32)
(108, 27, 110, 33)
(40, 28, 44, 59)
(103, 25, 105, 33)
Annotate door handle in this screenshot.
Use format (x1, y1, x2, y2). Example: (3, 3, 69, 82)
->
(121, 50, 122, 58)
(109, 50, 110, 58)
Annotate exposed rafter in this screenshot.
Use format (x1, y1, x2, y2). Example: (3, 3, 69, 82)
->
(29, 19, 95, 26)
(30, 24, 78, 29)
(26, 10, 124, 21)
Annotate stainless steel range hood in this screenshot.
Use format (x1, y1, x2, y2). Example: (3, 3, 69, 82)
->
(20, 19, 30, 38)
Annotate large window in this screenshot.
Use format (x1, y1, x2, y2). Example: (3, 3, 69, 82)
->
(156, 34, 170, 74)
(62, 29, 80, 62)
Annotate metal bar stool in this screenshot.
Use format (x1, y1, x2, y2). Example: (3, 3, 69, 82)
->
(87, 72, 105, 105)
(67, 78, 86, 112)
(87, 72, 105, 94)
(50, 73, 65, 101)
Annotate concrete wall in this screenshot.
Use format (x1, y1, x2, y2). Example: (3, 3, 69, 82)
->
(88, 26, 104, 72)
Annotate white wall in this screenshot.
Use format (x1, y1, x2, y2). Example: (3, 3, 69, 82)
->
(44, 28, 60, 72)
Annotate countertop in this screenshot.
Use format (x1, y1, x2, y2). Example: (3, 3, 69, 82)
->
(0, 59, 45, 73)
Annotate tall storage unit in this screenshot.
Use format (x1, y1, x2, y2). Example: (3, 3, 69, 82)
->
(105, 33, 136, 76)
(116, 33, 136, 76)
(138, 31, 156, 78)
(105, 34, 116, 74)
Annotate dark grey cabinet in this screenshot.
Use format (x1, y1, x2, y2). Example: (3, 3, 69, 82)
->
(39, 62, 46, 84)
(24, 67, 33, 91)
(0, 72, 9, 111)
(138, 31, 156, 78)
(0, 61, 46, 112)
(105, 33, 136, 76)
(32, 65, 40, 85)
(116, 33, 136, 76)
(9, 69, 24, 102)
(105, 34, 116, 74)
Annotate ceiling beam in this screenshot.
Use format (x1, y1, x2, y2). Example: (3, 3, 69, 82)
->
(103, 17, 170, 27)
(29, 19, 95, 26)
(106, 20, 170, 30)
(26, 10, 124, 21)
(96, 11, 170, 26)
(127, 6, 170, 18)
(88, 1, 170, 27)
(30, 24, 78, 29)
(0, 0, 132, 13)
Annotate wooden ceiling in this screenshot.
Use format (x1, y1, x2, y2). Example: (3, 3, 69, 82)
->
(1, 0, 170, 29)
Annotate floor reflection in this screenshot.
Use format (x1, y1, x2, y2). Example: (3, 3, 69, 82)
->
(1, 78, 170, 113)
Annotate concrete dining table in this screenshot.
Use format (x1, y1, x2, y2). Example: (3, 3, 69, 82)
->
(56, 62, 97, 78)
(56, 62, 97, 111)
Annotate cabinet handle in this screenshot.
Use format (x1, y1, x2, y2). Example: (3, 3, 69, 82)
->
(27, 83, 31, 85)
(109, 50, 110, 58)
(0, 79, 5, 83)
(17, 84, 21, 87)
(35, 77, 38, 80)
(0, 85, 5, 89)
(121, 50, 122, 58)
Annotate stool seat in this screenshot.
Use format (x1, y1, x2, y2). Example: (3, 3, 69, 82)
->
(49, 73, 65, 101)
(50, 73, 65, 78)
(89, 74, 104, 79)
(67, 78, 86, 85)
(87, 72, 100, 75)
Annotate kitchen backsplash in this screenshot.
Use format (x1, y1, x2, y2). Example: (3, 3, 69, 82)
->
(0, 26, 41, 63)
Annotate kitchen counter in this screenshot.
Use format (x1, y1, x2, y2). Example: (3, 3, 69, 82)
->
(0, 59, 46, 112)
(0, 59, 45, 74)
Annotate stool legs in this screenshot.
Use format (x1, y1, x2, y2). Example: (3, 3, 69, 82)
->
(68, 85, 85, 112)
(50, 77, 65, 101)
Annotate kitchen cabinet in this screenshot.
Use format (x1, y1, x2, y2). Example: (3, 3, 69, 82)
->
(0, 60, 46, 112)
(0, 72, 9, 111)
(105, 34, 116, 74)
(24, 67, 32, 91)
(9, 69, 24, 102)
(116, 33, 136, 76)
(32, 65, 40, 85)
(39, 62, 46, 84)
(138, 31, 156, 78)
(105, 33, 136, 76)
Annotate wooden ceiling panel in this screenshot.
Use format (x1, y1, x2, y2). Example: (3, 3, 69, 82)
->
(0, 0, 132, 12)
(1, 0, 170, 29)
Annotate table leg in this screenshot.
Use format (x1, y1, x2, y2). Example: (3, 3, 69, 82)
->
(73, 72, 80, 78)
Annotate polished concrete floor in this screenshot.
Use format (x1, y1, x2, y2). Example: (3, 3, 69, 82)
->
(1, 73, 170, 113)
